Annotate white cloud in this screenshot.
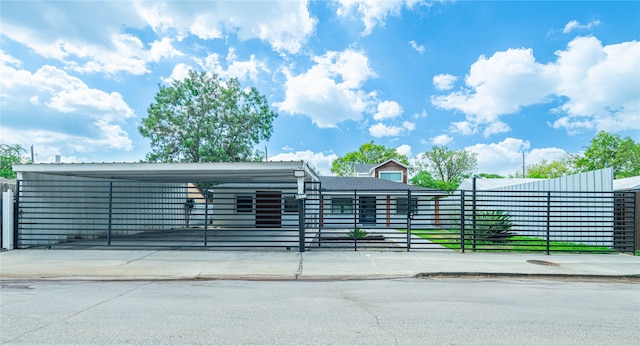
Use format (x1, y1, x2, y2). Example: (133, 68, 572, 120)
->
(465, 138, 531, 175)
(336, 0, 426, 36)
(370, 123, 403, 137)
(563, 19, 600, 34)
(462, 138, 568, 176)
(431, 134, 452, 146)
(1, 1, 313, 77)
(196, 48, 269, 82)
(409, 40, 425, 53)
(0, 63, 134, 154)
(164, 63, 193, 83)
(149, 37, 183, 62)
(369, 121, 414, 138)
(549, 37, 640, 133)
(402, 121, 416, 132)
(137, 1, 316, 54)
(373, 100, 403, 120)
(269, 150, 338, 176)
(275, 49, 377, 128)
(432, 74, 458, 91)
(396, 144, 412, 157)
(432, 36, 640, 136)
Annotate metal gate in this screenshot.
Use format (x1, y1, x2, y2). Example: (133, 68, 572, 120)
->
(15, 179, 310, 250)
(304, 189, 637, 253)
(14, 178, 638, 253)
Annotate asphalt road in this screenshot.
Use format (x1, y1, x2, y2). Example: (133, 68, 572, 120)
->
(1, 278, 638, 345)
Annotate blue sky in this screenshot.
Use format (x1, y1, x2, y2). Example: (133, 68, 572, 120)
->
(1, 1, 638, 176)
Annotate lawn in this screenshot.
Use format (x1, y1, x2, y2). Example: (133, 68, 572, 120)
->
(402, 229, 613, 253)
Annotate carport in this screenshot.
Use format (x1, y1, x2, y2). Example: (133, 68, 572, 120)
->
(11, 161, 320, 251)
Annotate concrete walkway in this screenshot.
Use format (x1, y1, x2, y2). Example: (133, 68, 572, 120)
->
(1, 249, 638, 281)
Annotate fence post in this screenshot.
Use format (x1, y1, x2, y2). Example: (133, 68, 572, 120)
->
(353, 190, 358, 251)
(2, 190, 14, 250)
(546, 191, 551, 255)
(298, 197, 306, 253)
(472, 177, 477, 252)
(204, 183, 209, 247)
(460, 190, 465, 253)
(107, 182, 113, 246)
(406, 189, 412, 251)
(13, 180, 20, 249)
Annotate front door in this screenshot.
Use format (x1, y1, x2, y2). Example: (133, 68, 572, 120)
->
(256, 191, 282, 228)
(359, 196, 376, 225)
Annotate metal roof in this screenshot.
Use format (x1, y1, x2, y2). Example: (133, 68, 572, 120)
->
(12, 161, 320, 183)
(614, 176, 640, 191)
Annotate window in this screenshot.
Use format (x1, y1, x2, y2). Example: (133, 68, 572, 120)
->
(332, 198, 353, 214)
(379, 171, 403, 182)
(236, 196, 252, 213)
(396, 197, 418, 215)
(284, 196, 298, 213)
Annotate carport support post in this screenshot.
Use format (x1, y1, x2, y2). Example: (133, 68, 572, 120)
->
(460, 190, 466, 253)
(204, 184, 210, 247)
(406, 189, 412, 251)
(298, 198, 305, 252)
(107, 182, 113, 246)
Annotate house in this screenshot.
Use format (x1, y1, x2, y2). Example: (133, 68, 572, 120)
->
(318, 176, 445, 229)
(354, 159, 409, 183)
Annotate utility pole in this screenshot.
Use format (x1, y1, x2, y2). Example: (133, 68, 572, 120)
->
(522, 151, 525, 178)
(30, 145, 34, 163)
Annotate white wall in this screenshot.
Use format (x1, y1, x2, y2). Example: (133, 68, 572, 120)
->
(17, 173, 185, 247)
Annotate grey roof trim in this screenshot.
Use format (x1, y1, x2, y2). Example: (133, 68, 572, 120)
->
(12, 161, 319, 183)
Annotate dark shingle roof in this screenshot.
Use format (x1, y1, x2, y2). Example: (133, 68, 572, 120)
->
(319, 176, 445, 194)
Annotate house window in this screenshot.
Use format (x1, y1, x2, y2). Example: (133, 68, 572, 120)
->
(379, 171, 403, 182)
(236, 196, 253, 213)
(396, 197, 418, 215)
(284, 196, 298, 213)
(332, 198, 353, 214)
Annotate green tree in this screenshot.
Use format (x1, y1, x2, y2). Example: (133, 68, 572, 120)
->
(139, 70, 278, 163)
(410, 171, 459, 191)
(572, 131, 640, 178)
(525, 158, 574, 178)
(0, 144, 28, 179)
(412, 145, 478, 191)
(331, 141, 409, 176)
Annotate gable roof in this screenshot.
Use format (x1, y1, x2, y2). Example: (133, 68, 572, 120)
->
(320, 176, 445, 194)
(354, 159, 408, 175)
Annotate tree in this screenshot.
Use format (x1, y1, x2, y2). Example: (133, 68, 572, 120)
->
(410, 171, 459, 191)
(331, 141, 409, 176)
(0, 144, 28, 179)
(139, 70, 278, 163)
(525, 158, 574, 178)
(571, 131, 640, 179)
(412, 145, 478, 191)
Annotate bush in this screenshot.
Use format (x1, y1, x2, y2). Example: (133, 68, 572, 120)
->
(347, 228, 368, 239)
(466, 210, 513, 243)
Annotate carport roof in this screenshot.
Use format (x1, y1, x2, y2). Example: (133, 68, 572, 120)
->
(12, 161, 320, 183)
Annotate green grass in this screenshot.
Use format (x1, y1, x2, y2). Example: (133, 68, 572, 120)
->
(401, 229, 612, 253)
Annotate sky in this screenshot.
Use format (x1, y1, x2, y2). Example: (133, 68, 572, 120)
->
(1, 1, 639, 177)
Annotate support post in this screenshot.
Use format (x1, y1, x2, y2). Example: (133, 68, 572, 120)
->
(107, 182, 113, 246)
(298, 197, 305, 252)
(546, 191, 551, 255)
(14, 180, 20, 249)
(353, 189, 358, 251)
(460, 190, 465, 253)
(2, 190, 14, 250)
(472, 177, 477, 252)
(204, 184, 209, 247)
(406, 189, 412, 251)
